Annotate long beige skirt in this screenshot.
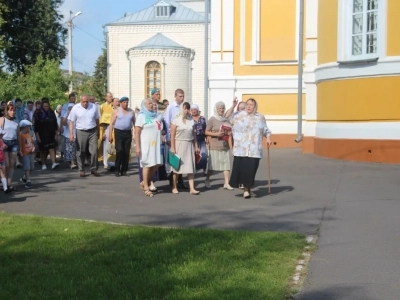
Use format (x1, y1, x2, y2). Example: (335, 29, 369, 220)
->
(208, 149, 231, 171)
(172, 140, 196, 174)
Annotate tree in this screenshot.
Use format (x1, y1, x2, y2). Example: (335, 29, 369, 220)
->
(0, 2, 8, 66)
(93, 48, 108, 101)
(0, 0, 67, 73)
(0, 72, 19, 100)
(19, 55, 68, 106)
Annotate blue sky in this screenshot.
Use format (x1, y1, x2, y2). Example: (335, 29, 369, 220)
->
(59, 0, 155, 74)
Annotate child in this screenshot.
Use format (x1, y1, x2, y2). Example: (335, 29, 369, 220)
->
(19, 120, 35, 188)
(0, 129, 11, 193)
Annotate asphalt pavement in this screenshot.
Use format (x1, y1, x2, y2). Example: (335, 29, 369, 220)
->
(1, 148, 399, 300)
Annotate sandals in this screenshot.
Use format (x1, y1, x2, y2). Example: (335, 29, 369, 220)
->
(143, 190, 154, 197)
(243, 191, 251, 199)
(8, 186, 17, 192)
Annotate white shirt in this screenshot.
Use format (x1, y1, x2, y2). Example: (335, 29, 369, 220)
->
(67, 103, 100, 130)
(61, 110, 76, 138)
(164, 101, 181, 141)
(164, 101, 181, 128)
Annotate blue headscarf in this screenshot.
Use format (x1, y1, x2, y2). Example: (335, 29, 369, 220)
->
(138, 98, 157, 119)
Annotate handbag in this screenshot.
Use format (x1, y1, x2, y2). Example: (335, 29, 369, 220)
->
(107, 143, 116, 155)
(168, 150, 181, 171)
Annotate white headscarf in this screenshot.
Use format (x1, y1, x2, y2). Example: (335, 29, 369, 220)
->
(191, 104, 199, 111)
(213, 101, 227, 122)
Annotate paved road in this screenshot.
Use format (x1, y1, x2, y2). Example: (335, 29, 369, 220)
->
(1, 149, 400, 299)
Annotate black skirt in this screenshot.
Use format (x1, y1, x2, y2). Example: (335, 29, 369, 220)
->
(229, 156, 260, 187)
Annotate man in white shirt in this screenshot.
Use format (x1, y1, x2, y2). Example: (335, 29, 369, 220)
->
(68, 94, 101, 177)
(61, 93, 77, 117)
(164, 88, 187, 189)
(164, 89, 184, 131)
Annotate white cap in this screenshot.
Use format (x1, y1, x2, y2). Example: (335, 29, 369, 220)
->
(19, 120, 33, 128)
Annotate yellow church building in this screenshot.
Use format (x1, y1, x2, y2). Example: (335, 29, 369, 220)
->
(209, 0, 400, 163)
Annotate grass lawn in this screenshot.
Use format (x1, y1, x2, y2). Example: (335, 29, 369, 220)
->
(0, 212, 306, 300)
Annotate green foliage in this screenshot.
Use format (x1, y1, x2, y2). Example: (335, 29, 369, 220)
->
(0, 71, 19, 101)
(0, 0, 67, 73)
(93, 48, 108, 100)
(19, 56, 68, 105)
(0, 56, 68, 106)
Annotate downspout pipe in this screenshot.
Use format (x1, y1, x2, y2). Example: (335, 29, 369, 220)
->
(189, 49, 195, 103)
(162, 57, 166, 100)
(204, 0, 210, 119)
(125, 50, 132, 107)
(295, 0, 304, 143)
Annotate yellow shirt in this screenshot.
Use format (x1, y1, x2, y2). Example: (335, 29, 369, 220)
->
(99, 102, 113, 125)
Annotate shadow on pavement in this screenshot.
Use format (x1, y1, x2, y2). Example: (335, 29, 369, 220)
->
(296, 285, 370, 300)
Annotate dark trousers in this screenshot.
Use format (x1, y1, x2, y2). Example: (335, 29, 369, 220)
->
(114, 129, 132, 173)
(76, 128, 98, 172)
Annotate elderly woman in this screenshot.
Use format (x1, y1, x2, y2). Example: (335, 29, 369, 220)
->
(170, 102, 200, 195)
(233, 99, 246, 188)
(204, 102, 234, 190)
(135, 98, 163, 197)
(33, 98, 59, 170)
(191, 104, 207, 173)
(229, 98, 272, 199)
(236, 101, 246, 113)
(0, 104, 20, 191)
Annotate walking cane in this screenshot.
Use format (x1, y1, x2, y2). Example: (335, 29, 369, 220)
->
(267, 146, 271, 194)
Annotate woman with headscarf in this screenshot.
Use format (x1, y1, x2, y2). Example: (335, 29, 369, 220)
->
(204, 101, 234, 190)
(236, 101, 246, 114)
(135, 98, 163, 197)
(0, 103, 20, 191)
(191, 104, 207, 173)
(170, 102, 200, 195)
(33, 98, 59, 170)
(229, 98, 272, 199)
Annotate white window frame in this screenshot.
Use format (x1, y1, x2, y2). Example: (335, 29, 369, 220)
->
(338, 0, 387, 62)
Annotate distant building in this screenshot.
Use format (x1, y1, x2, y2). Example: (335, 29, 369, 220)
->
(106, 0, 209, 111)
(211, 0, 400, 163)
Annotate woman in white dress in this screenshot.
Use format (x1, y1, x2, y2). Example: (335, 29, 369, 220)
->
(135, 98, 163, 197)
(170, 102, 200, 195)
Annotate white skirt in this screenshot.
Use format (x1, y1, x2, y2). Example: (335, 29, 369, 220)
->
(172, 140, 196, 174)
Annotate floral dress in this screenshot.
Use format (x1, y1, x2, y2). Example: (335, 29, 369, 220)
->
(230, 111, 271, 158)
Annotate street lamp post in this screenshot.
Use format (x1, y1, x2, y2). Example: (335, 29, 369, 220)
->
(67, 11, 82, 93)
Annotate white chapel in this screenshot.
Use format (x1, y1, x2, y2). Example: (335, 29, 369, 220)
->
(106, 0, 209, 111)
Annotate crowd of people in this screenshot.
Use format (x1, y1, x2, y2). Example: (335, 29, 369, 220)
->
(0, 88, 272, 199)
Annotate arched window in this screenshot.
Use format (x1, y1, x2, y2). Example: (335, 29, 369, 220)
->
(145, 61, 161, 97)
